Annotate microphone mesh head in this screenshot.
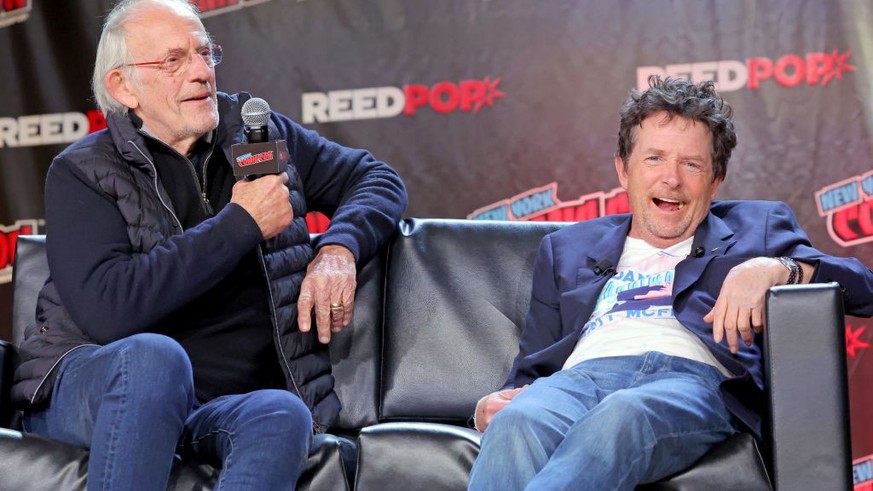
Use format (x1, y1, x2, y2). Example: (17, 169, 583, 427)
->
(241, 97, 271, 127)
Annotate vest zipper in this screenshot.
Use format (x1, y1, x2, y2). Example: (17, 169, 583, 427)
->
(128, 141, 184, 232)
(197, 144, 216, 217)
(255, 247, 311, 421)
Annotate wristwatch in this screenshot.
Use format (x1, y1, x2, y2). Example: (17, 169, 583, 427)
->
(777, 256, 802, 285)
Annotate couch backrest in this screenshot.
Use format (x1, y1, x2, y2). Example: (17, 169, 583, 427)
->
(12, 220, 566, 432)
(336, 218, 564, 429)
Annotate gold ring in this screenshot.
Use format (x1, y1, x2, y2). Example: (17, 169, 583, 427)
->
(330, 302, 344, 311)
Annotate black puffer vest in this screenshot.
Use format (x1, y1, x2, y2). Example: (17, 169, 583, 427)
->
(12, 93, 340, 431)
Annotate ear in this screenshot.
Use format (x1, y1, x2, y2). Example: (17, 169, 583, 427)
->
(615, 155, 629, 189)
(104, 69, 139, 111)
(710, 176, 723, 200)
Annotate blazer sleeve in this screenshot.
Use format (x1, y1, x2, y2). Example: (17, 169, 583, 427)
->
(765, 202, 873, 317)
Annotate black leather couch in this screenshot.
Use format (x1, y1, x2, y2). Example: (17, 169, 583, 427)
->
(0, 219, 853, 490)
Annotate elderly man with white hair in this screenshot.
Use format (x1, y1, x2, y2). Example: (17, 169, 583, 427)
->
(11, 0, 407, 489)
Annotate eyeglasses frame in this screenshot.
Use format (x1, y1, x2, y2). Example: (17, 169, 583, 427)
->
(124, 44, 222, 74)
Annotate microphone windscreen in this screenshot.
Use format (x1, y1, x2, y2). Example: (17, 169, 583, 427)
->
(241, 97, 271, 128)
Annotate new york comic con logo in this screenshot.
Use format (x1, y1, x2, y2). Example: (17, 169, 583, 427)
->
(0, 220, 41, 284)
(0, 0, 30, 29)
(816, 172, 873, 247)
(467, 182, 629, 222)
(236, 150, 274, 167)
(302, 77, 506, 124)
(637, 49, 854, 92)
(854, 454, 873, 490)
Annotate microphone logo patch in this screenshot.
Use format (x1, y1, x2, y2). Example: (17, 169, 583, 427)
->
(235, 151, 274, 167)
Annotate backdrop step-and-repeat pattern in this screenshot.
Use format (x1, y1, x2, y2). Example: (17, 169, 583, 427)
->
(2, 0, 873, 482)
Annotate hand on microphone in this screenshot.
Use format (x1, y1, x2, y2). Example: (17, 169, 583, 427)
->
(231, 172, 293, 240)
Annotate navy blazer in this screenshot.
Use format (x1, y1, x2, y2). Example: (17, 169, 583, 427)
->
(505, 200, 873, 436)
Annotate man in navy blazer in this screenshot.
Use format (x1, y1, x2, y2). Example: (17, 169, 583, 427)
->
(468, 76, 873, 491)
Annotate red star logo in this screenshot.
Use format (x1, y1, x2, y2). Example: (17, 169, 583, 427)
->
(822, 49, 856, 86)
(846, 324, 870, 358)
(474, 76, 506, 113)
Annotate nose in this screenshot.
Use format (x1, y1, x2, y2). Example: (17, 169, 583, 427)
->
(185, 50, 213, 80)
(661, 161, 681, 188)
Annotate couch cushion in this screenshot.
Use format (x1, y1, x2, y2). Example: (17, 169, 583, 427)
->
(380, 219, 564, 423)
(0, 428, 354, 490)
(355, 422, 480, 491)
(638, 433, 770, 490)
(0, 428, 216, 490)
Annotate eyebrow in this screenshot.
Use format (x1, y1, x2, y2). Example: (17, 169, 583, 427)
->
(159, 38, 211, 54)
(640, 148, 708, 162)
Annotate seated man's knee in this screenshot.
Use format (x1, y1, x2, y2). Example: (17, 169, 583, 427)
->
(246, 390, 312, 435)
(120, 334, 191, 374)
(111, 333, 194, 403)
(487, 400, 540, 434)
(233, 390, 313, 457)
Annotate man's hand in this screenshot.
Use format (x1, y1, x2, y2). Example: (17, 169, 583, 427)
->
(474, 386, 527, 432)
(704, 257, 790, 354)
(297, 245, 357, 344)
(231, 173, 292, 240)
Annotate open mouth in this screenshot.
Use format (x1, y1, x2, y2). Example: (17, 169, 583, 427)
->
(653, 197, 685, 211)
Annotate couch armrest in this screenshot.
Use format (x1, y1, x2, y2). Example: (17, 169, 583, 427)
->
(764, 283, 851, 490)
(0, 339, 19, 429)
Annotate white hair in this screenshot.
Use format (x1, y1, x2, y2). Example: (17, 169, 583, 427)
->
(91, 0, 204, 115)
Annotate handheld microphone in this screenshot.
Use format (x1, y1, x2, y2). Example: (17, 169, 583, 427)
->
(242, 97, 270, 143)
(230, 97, 289, 177)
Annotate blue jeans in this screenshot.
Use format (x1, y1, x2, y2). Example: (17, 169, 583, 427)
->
(468, 352, 738, 491)
(24, 333, 312, 491)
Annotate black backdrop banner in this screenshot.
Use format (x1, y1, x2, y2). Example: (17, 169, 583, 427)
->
(2, 0, 873, 477)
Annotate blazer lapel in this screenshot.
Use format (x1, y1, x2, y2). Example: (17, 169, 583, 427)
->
(674, 211, 738, 299)
(562, 218, 630, 335)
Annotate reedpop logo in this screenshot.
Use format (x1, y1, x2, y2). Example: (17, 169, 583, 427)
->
(301, 77, 505, 124)
(0, 110, 106, 148)
(638, 50, 855, 92)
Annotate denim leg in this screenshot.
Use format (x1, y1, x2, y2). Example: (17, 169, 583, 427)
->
(24, 333, 196, 491)
(469, 354, 737, 491)
(468, 362, 632, 491)
(180, 389, 313, 491)
(527, 354, 737, 491)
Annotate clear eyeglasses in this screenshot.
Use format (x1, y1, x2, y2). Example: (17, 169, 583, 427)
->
(125, 44, 222, 75)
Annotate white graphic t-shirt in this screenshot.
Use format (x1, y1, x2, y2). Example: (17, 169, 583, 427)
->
(562, 236, 732, 377)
